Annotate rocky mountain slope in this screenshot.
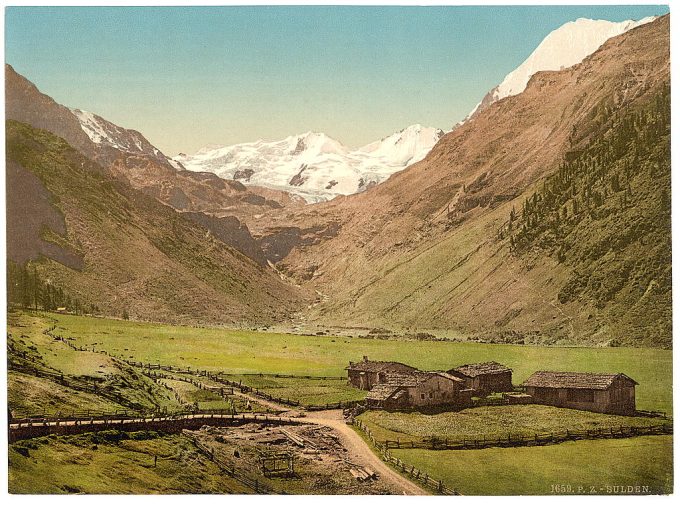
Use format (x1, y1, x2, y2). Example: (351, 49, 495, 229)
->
(6, 120, 310, 324)
(5, 64, 302, 224)
(4, 16, 670, 347)
(264, 16, 670, 347)
(175, 125, 444, 202)
(463, 16, 655, 122)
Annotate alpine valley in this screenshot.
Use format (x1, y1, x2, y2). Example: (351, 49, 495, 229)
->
(5, 15, 671, 349)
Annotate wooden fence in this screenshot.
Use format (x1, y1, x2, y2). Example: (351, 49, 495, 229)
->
(355, 419, 673, 451)
(353, 419, 458, 495)
(221, 372, 345, 381)
(150, 367, 361, 412)
(118, 358, 344, 382)
(186, 432, 280, 494)
(9, 412, 304, 442)
(9, 361, 147, 412)
(118, 358, 359, 410)
(141, 369, 239, 413)
(19, 327, 360, 413)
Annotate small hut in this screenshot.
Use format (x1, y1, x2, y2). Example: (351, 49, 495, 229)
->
(521, 371, 637, 415)
(448, 361, 513, 394)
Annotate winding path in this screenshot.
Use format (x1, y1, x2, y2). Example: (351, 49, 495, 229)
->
(305, 409, 425, 495)
(230, 392, 425, 494)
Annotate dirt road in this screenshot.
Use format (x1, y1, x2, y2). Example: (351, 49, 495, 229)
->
(239, 391, 425, 494)
(222, 387, 426, 494)
(11, 382, 426, 495)
(305, 409, 426, 495)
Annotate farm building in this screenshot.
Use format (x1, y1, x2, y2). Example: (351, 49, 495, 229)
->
(521, 371, 638, 415)
(346, 356, 417, 390)
(365, 371, 474, 411)
(448, 361, 513, 394)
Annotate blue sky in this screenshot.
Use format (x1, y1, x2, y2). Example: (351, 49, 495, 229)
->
(5, 5, 670, 154)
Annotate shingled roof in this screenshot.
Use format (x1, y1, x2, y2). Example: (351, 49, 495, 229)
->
(346, 358, 417, 373)
(450, 361, 511, 377)
(521, 371, 638, 390)
(365, 371, 463, 401)
(365, 384, 402, 402)
(381, 371, 463, 387)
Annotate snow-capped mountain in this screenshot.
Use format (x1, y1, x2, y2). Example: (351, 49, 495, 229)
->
(175, 125, 445, 202)
(463, 16, 656, 122)
(69, 108, 178, 168)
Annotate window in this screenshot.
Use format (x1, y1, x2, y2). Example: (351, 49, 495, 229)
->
(420, 393, 425, 400)
(428, 392, 433, 399)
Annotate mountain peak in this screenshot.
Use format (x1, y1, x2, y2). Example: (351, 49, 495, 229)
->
(175, 124, 444, 202)
(463, 16, 656, 122)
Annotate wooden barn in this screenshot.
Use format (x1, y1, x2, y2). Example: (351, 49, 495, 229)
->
(346, 356, 417, 390)
(365, 371, 474, 411)
(521, 371, 638, 415)
(448, 361, 513, 394)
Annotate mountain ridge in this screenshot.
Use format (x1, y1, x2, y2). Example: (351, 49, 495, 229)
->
(5, 119, 311, 324)
(175, 124, 445, 202)
(264, 15, 670, 347)
(463, 16, 656, 123)
(5, 64, 304, 224)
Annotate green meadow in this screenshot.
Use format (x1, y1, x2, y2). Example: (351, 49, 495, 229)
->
(39, 312, 672, 413)
(359, 405, 667, 442)
(9, 432, 250, 494)
(389, 436, 673, 495)
(7, 310, 675, 496)
(224, 374, 367, 406)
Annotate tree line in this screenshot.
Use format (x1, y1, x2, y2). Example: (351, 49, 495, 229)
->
(500, 84, 670, 258)
(6, 260, 99, 315)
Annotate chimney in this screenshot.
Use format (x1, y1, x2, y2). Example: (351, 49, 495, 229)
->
(363, 356, 369, 362)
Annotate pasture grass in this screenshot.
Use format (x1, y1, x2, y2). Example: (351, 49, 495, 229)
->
(11, 310, 673, 413)
(8, 431, 249, 494)
(9, 371, 121, 417)
(158, 378, 234, 411)
(8, 312, 181, 416)
(359, 405, 667, 442)
(390, 435, 673, 495)
(226, 374, 367, 406)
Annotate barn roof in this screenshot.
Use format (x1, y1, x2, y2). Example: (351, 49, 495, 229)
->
(382, 371, 464, 387)
(521, 371, 638, 390)
(449, 361, 511, 378)
(366, 371, 463, 400)
(346, 358, 417, 373)
(365, 384, 401, 401)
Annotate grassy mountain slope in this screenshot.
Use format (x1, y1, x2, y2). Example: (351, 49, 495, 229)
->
(271, 16, 670, 347)
(6, 120, 309, 325)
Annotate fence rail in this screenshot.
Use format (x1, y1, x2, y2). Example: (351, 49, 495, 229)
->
(120, 358, 359, 411)
(353, 419, 458, 495)
(220, 372, 346, 381)
(355, 420, 673, 451)
(9, 412, 304, 442)
(187, 432, 280, 494)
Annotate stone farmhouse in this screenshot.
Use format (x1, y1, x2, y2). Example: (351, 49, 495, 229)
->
(364, 371, 474, 410)
(347, 357, 639, 415)
(448, 361, 513, 394)
(521, 371, 638, 415)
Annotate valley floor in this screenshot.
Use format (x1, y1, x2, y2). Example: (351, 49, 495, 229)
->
(388, 436, 673, 495)
(7, 310, 674, 495)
